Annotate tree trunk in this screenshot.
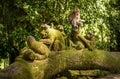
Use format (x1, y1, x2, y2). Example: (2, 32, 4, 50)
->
(0, 49, 120, 79)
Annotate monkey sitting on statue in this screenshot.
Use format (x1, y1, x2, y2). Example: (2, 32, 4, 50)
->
(22, 35, 50, 60)
(68, 8, 85, 30)
(39, 24, 66, 52)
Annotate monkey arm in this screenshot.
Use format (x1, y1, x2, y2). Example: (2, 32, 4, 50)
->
(39, 39, 53, 45)
(80, 19, 85, 22)
(72, 19, 78, 27)
(77, 34, 93, 50)
(22, 48, 48, 60)
(40, 28, 58, 45)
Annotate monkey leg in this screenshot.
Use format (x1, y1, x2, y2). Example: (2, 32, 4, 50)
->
(75, 41, 85, 50)
(22, 49, 37, 61)
(53, 40, 61, 52)
(33, 53, 48, 60)
(53, 40, 65, 52)
(39, 39, 52, 45)
(65, 39, 75, 49)
(22, 49, 48, 61)
(78, 35, 93, 51)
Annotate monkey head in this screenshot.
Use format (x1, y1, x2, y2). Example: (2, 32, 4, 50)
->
(57, 25, 64, 32)
(73, 9, 80, 18)
(27, 35, 35, 47)
(40, 30, 49, 39)
(40, 24, 51, 38)
(41, 24, 50, 30)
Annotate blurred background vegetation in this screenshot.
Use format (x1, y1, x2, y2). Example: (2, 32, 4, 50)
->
(0, 0, 120, 69)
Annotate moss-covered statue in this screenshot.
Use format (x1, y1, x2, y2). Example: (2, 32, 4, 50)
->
(39, 24, 66, 52)
(70, 29, 84, 50)
(19, 18, 94, 61)
(84, 31, 96, 49)
(56, 25, 66, 37)
(19, 35, 50, 61)
(70, 28, 93, 50)
(68, 9, 93, 51)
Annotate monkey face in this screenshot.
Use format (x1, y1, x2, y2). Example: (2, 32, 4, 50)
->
(57, 25, 64, 31)
(75, 12, 80, 17)
(40, 30, 49, 38)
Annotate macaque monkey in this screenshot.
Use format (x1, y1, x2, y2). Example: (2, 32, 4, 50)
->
(26, 35, 50, 60)
(68, 9, 85, 30)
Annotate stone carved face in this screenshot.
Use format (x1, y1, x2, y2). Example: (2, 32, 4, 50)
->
(40, 29, 49, 39)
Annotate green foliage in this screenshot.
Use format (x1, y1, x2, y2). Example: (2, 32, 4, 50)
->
(0, 24, 9, 58)
(64, 23, 72, 36)
(0, 24, 9, 69)
(0, 0, 120, 66)
(108, 0, 120, 51)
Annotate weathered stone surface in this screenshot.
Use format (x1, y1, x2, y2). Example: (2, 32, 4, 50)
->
(0, 49, 120, 79)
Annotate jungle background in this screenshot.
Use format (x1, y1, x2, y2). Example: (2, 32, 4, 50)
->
(0, 0, 120, 69)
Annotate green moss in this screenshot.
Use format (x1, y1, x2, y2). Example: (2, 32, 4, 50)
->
(14, 59, 34, 79)
(40, 28, 66, 51)
(0, 58, 33, 79)
(20, 37, 50, 60)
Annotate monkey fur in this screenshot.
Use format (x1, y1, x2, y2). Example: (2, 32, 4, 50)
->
(68, 9, 85, 30)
